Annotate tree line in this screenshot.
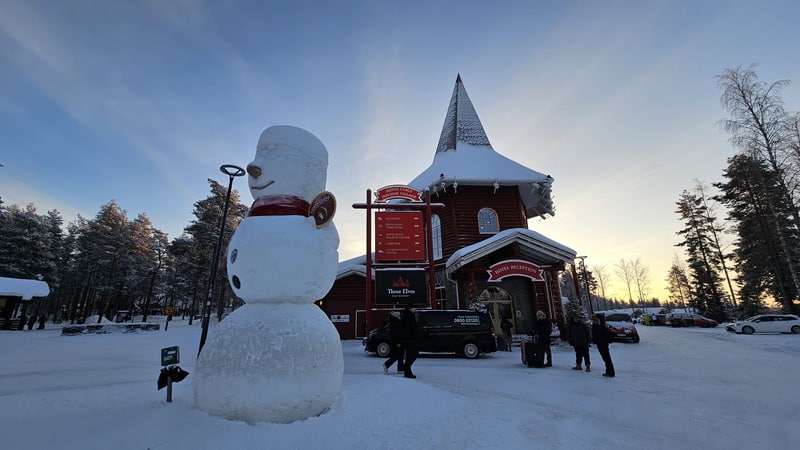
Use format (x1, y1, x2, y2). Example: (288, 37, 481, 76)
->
(0, 179, 248, 324)
(565, 65, 800, 322)
(671, 65, 800, 320)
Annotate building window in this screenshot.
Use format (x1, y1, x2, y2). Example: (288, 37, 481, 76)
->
(431, 214, 443, 260)
(478, 208, 499, 234)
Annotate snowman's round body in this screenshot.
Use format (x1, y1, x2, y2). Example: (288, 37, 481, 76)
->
(193, 214, 343, 424)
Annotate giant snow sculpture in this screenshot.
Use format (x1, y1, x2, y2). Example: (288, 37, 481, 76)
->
(193, 125, 343, 424)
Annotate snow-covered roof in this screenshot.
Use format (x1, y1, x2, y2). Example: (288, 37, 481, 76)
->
(408, 75, 555, 219)
(336, 254, 370, 280)
(0, 276, 50, 300)
(445, 228, 576, 279)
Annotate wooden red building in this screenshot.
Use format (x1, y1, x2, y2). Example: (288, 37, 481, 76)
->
(320, 75, 578, 340)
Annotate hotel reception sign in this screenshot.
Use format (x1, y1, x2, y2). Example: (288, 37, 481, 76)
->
(487, 260, 545, 282)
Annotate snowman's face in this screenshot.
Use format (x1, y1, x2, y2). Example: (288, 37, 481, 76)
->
(246, 126, 327, 202)
(247, 147, 324, 201)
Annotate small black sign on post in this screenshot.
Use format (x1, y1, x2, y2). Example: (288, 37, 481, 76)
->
(158, 346, 188, 403)
(161, 346, 180, 366)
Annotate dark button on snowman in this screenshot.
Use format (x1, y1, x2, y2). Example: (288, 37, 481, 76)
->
(193, 125, 343, 424)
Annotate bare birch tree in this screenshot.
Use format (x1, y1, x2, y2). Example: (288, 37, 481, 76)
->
(614, 258, 635, 311)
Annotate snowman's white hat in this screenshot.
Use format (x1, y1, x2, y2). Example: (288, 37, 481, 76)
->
(256, 125, 328, 170)
(248, 125, 329, 202)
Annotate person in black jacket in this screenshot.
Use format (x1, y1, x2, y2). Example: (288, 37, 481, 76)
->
(400, 304, 418, 379)
(499, 317, 513, 351)
(567, 315, 591, 372)
(592, 314, 615, 377)
(533, 311, 553, 366)
(382, 311, 405, 374)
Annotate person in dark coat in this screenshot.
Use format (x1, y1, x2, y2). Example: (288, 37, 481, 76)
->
(400, 304, 418, 379)
(37, 314, 46, 330)
(499, 317, 513, 351)
(27, 314, 36, 330)
(382, 311, 405, 374)
(592, 314, 615, 377)
(533, 311, 553, 367)
(567, 315, 591, 372)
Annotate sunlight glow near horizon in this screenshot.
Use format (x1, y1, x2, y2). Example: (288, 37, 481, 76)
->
(2, 0, 799, 304)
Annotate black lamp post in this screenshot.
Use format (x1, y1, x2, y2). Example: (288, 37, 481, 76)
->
(198, 164, 245, 358)
(577, 256, 594, 314)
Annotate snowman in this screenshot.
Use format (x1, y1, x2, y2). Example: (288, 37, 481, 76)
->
(193, 125, 343, 424)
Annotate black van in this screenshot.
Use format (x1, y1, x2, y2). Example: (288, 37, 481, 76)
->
(363, 309, 497, 359)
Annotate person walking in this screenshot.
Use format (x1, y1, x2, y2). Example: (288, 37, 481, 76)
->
(500, 317, 513, 352)
(567, 315, 591, 372)
(533, 311, 553, 367)
(382, 311, 405, 374)
(400, 304, 418, 379)
(592, 314, 615, 377)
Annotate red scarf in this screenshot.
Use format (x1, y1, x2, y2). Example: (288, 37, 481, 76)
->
(248, 195, 310, 217)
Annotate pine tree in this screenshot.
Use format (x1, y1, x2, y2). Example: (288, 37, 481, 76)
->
(665, 258, 691, 312)
(716, 65, 800, 310)
(675, 190, 727, 320)
(564, 298, 588, 323)
(715, 154, 800, 314)
(183, 179, 247, 320)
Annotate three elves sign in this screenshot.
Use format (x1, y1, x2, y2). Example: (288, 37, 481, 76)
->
(487, 260, 545, 282)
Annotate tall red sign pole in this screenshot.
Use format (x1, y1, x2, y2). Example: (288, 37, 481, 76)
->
(424, 190, 435, 310)
(364, 189, 373, 330)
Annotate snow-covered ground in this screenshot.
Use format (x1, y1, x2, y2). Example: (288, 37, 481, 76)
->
(0, 316, 797, 450)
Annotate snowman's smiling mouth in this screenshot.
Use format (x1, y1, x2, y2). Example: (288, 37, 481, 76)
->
(251, 180, 274, 190)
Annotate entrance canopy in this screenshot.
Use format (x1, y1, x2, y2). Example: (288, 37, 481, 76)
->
(445, 228, 576, 279)
(0, 276, 50, 300)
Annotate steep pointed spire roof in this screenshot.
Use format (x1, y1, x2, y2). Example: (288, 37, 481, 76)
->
(435, 74, 491, 154)
(408, 75, 556, 219)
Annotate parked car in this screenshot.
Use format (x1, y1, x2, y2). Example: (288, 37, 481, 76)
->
(600, 312, 640, 343)
(725, 314, 800, 334)
(665, 312, 718, 328)
(363, 309, 497, 359)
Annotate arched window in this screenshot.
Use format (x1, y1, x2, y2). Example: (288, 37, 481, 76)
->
(431, 214, 443, 260)
(478, 208, 499, 234)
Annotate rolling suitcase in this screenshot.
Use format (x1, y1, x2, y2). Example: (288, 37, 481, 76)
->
(523, 341, 543, 368)
(522, 338, 545, 368)
(521, 340, 529, 365)
(531, 340, 545, 368)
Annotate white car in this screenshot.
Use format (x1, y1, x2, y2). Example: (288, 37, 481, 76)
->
(725, 314, 800, 334)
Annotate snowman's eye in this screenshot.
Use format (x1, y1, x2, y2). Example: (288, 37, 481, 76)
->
(230, 249, 238, 263)
(232, 275, 241, 289)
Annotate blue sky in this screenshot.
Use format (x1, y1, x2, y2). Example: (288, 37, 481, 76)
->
(1, 0, 799, 301)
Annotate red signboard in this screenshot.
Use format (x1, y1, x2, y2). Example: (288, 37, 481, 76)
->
(375, 211, 425, 261)
(374, 185, 423, 202)
(487, 260, 545, 281)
